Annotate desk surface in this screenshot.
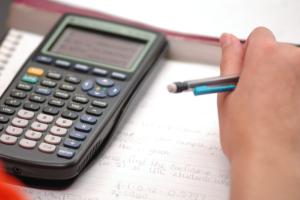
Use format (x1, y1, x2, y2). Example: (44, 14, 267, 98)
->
(53, 0, 300, 43)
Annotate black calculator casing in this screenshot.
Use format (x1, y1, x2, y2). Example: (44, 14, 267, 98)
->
(0, 14, 167, 180)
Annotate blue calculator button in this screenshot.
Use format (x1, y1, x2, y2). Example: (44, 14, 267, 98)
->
(74, 64, 90, 72)
(55, 59, 71, 68)
(80, 114, 97, 125)
(96, 78, 114, 87)
(81, 79, 94, 91)
(35, 55, 52, 64)
(75, 122, 92, 133)
(64, 138, 81, 149)
(69, 131, 87, 140)
(87, 89, 107, 98)
(22, 75, 38, 84)
(107, 86, 121, 97)
(35, 87, 52, 96)
(57, 148, 75, 159)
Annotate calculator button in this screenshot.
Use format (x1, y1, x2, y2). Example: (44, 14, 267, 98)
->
(54, 59, 71, 68)
(67, 103, 83, 112)
(31, 122, 48, 132)
(0, 115, 9, 123)
(41, 79, 57, 88)
(87, 88, 107, 98)
(11, 117, 29, 128)
(6, 126, 23, 136)
(44, 134, 61, 145)
(96, 78, 114, 87)
(64, 138, 81, 149)
(27, 67, 44, 76)
(39, 142, 56, 153)
(80, 114, 97, 125)
(50, 126, 67, 136)
(61, 110, 78, 120)
(86, 106, 103, 116)
(0, 134, 17, 145)
(19, 138, 36, 149)
(43, 106, 59, 115)
(0, 105, 15, 115)
(48, 98, 65, 107)
(57, 147, 75, 159)
(21, 74, 38, 84)
(25, 130, 42, 140)
(72, 95, 89, 104)
(23, 102, 40, 111)
(54, 91, 70, 99)
(17, 109, 34, 119)
(74, 63, 90, 72)
(35, 55, 52, 64)
(69, 131, 87, 141)
(81, 80, 94, 91)
(75, 123, 92, 133)
(16, 83, 32, 91)
(29, 94, 46, 103)
(11, 90, 27, 99)
(55, 117, 73, 128)
(91, 100, 108, 108)
(5, 98, 21, 107)
(35, 86, 52, 96)
(59, 84, 75, 92)
(92, 68, 108, 76)
(107, 86, 121, 97)
(111, 72, 127, 80)
(37, 113, 54, 124)
(47, 72, 62, 80)
(65, 75, 81, 84)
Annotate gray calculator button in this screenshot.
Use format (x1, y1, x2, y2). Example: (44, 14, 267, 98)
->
(31, 121, 48, 132)
(74, 63, 90, 72)
(0, 134, 17, 145)
(19, 138, 36, 149)
(37, 113, 54, 124)
(6, 126, 23, 136)
(111, 72, 127, 80)
(38, 142, 56, 153)
(92, 68, 108, 76)
(44, 134, 61, 145)
(25, 130, 42, 140)
(11, 117, 29, 128)
(50, 126, 67, 136)
(17, 109, 35, 119)
(55, 117, 73, 128)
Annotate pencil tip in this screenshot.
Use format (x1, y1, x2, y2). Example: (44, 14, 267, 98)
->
(167, 84, 177, 93)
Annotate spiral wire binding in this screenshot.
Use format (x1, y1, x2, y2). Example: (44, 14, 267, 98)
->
(0, 31, 22, 76)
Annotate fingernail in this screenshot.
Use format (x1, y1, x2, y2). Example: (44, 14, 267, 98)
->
(220, 33, 232, 48)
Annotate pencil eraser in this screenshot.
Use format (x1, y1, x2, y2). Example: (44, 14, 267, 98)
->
(167, 84, 177, 93)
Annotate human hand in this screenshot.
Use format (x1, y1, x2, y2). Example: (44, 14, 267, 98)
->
(218, 27, 300, 200)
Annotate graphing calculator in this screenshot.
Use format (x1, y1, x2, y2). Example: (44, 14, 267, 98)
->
(0, 14, 167, 180)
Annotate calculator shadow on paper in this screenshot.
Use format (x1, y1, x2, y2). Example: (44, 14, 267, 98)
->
(18, 57, 167, 190)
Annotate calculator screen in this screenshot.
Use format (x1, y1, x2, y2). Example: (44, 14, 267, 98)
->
(50, 27, 146, 70)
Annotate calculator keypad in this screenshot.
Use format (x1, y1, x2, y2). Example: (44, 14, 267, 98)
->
(0, 64, 126, 160)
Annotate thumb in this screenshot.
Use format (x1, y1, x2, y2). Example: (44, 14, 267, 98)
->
(218, 33, 244, 105)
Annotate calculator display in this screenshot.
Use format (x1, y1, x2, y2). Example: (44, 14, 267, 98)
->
(50, 27, 146, 70)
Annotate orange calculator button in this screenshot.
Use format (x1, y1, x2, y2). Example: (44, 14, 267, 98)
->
(27, 67, 44, 76)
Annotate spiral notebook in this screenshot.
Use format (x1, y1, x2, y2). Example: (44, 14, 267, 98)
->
(0, 29, 43, 96)
(1, 29, 230, 200)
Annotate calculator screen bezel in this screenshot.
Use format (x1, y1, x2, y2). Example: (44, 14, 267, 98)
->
(41, 15, 157, 73)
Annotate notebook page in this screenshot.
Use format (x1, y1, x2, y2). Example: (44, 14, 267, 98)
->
(23, 60, 230, 200)
(0, 29, 43, 96)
